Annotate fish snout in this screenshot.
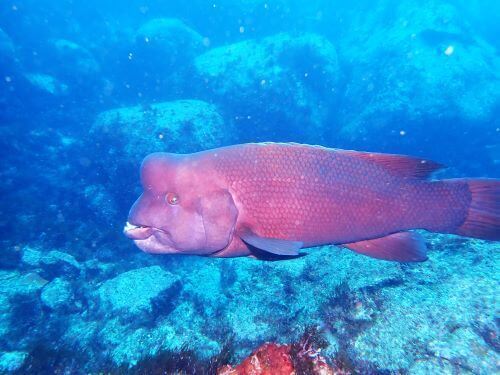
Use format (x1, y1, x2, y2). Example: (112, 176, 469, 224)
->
(123, 222, 154, 240)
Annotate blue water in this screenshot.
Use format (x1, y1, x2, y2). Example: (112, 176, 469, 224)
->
(0, 0, 499, 373)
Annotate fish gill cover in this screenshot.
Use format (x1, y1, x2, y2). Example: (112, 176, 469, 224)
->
(0, 0, 499, 373)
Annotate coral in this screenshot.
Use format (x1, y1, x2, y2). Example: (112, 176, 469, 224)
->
(218, 330, 352, 375)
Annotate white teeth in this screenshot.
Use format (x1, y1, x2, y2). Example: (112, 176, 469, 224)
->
(124, 222, 139, 231)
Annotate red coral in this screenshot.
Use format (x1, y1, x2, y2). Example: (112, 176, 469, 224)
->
(217, 341, 349, 375)
(218, 343, 294, 375)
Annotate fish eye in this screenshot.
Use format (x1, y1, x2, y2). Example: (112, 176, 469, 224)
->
(165, 192, 179, 205)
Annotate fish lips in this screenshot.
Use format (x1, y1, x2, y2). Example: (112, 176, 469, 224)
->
(123, 222, 154, 240)
(124, 222, 180, 254)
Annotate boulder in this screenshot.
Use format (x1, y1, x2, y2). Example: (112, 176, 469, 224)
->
(96, 266, 180, 318)
(0, 351, 28, 372)
(128, 18, 205, 99)
(21, 247, 82, 279)
(24, 73, 68, 96)
(337, 0, 500, 151)
(0, 270, 48, 299)
(49, 39, 100, 78)
(135, 18, 204, 65)
(83, 184, 119, 225)
(92, 100, 228, 166)
(195, 32, 340, 143)
(40, 278, 75, 311)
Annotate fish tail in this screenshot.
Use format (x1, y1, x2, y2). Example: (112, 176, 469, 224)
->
(448, 179, 500, 241)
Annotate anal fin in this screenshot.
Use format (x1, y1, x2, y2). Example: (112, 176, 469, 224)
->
(342, 232, 428, 262)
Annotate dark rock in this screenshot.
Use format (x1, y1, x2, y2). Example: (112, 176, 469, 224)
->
(195, 32, 340, 143)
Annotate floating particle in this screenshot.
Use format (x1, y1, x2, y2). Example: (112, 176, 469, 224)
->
(444, 45, 454, 56)
(239, 26, 245, 33)
(400, 130, 406, 136)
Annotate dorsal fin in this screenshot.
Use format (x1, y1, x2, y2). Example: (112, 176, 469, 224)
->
(337, 149, 444, 179)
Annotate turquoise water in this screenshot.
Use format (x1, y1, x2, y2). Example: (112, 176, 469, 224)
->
(0, 0, 498, 373)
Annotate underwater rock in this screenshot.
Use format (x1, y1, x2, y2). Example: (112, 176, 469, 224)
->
(92, 100, 228, 161)
(95, 266, 179, 318)
(127, 18, 205, 100)
(0, 351, 28, 372)
(40, 278, 74, 311)
(48, 39, 100, 79)
(83, 184, 119, 226)
(24, 73, 68, 96)
(195, 32, 339, 143)
(349, 238, 499, 372)
(135, 18, 204, 66)
(0, 270, 48, 299)
(21, 247, 82, 279)
(338, 0, 500, 149)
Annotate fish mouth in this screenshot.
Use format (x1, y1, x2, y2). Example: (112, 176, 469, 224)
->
(124, 222, 179, 254)
(124, 222, 152, 239)
(123, 221, 167, 240)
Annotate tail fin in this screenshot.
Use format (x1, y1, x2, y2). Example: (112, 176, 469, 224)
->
(455, 179, 500, 241)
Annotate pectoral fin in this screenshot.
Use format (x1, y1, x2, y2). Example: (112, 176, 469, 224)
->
(240, 230, 303, 256)
(342, 232, 428, 262)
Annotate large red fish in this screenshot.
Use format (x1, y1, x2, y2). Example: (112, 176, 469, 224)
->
(124, 143, 499, 261)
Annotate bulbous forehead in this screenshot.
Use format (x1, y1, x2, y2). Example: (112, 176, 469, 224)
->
(140, 152, 183, 192)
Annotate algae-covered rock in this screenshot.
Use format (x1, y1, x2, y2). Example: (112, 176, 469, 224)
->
(83, 184, 119, 225)
(49, 38, 100, 78)
(128, 18, 205, 99)
(24, 73, 68, 96)
(0, 270, 48, 299)
(96, 266, 179, 317)
(338, 0, 500, 148)
(92, 100, 228, 162)
(195, 32, 339, 143)
(40, 278, 74, 311)
(21, 247, 82, 278)
(135, 18, 204, 65)
(0, 351, 28, 372)
(349, 237, 500, 372)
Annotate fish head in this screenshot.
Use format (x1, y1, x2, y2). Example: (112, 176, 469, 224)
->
(124, 152, 238, 255)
